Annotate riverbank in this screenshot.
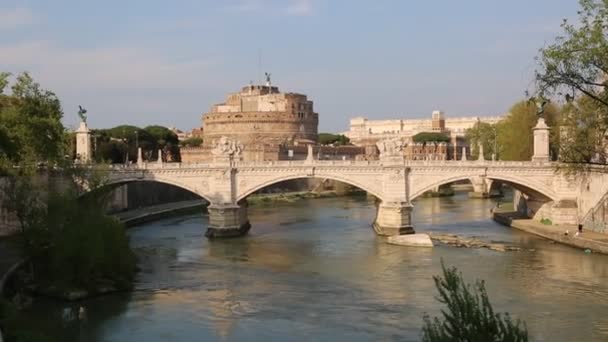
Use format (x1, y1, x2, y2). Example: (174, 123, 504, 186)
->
(493, 211, 608, 254)
(246, 190, 363, 205)
(113, 200, 206, 227)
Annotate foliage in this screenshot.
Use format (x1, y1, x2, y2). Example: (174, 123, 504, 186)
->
(465, 122, 497, 160)
(94, 125, 180, 163)
(540, 218, 553, 225)
(412, 132, 450, 144)
(558, 95, 608, 171)
(422, 262, 528, 342)
(0, 72, 66, 166)
(3, 173, 136, 292)
(536, 0, 608, 109)
(0, 71, 135, 291)
(318, 133, 350, 146)
(535, 0, 608, 171)
(496, 100, 560, 161)
(180, 137, 203, 147)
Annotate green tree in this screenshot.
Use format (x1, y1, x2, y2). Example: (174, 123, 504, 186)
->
(318, 133, 350, 145)
(465, 122, 498, 160)
(558, 96, 608, 168)
(496, 100, 559, 161)
(422, 263, 528, 342)
(180, 137, 203, 147)
(412, 132, 450, 144)
(0, 72, 66, 166)
(536, 0, 608, 109)
(535, 0, 608, 168)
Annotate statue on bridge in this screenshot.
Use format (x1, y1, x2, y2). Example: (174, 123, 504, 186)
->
(531, 96, 548, 119)
(77, 105, 88, 123)
(212, 136, 243, 159)
(376, 138, 404, 159)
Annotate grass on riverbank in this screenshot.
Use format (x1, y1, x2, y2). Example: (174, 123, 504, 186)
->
(246, 190, 367, 206)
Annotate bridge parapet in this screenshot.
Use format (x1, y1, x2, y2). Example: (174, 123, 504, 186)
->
(92, 158, 605, 237)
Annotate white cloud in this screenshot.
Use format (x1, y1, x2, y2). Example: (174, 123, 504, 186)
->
(285, 0, 313, 16)
(0, 7, 34, 30)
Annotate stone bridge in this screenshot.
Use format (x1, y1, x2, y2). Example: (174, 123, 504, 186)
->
(94, 157, 602, 238)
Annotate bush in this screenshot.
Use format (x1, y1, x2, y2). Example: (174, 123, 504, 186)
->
(180, 137, 203, 147)
(413, 132, 450, 144)
(422, 262, 528, 342)
(318, 133, 350, 146)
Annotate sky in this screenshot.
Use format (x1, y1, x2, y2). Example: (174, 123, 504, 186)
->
(0, 0, 580, 132)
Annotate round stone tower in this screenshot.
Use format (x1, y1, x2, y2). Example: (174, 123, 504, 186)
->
(201, 84, 319, 149)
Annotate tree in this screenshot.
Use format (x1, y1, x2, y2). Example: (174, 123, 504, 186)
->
(422, 262, 528, 342)
(496, 101, 560, 161)
(535, 0, 608, 169)
(0, 72, 66, 166)
(465, 122, 497, 160)
(180, 137, 203, 147)
(318, 133, 350, 145)
(536, 0, 608, 110)
(558, 96, 608, 168)
(412, 132, 450, 144)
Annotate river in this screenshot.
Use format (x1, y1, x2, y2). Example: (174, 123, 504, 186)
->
(18, 192, 608, 341)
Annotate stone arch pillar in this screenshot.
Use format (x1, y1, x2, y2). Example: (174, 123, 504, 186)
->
(205, 201, 251, 238)
(373, 201, 414, 236)
(469, 175, 489, 198)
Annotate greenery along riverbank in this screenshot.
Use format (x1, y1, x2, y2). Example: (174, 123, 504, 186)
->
(246, 189, 367, 206)
(0, 72, 138, 342)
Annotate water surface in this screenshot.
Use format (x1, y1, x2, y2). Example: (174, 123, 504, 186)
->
(21, 193, 608, 341)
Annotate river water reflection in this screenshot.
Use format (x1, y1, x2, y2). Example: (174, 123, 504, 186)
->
(23, 193, 608, 341)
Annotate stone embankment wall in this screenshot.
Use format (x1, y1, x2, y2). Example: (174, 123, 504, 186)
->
(583, 193, 608, 233)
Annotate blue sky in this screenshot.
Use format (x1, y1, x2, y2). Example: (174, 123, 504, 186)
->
(0, 0, 579, 132)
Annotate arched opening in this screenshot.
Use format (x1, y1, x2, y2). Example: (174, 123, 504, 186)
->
(82, 179, 209, 226)
(237, 175, 383, 203)
(234, 176, 381, 235)
(409, 174, 558, 227)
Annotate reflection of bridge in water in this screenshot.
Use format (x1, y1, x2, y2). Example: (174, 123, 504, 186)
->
(92, 156, 608, 239)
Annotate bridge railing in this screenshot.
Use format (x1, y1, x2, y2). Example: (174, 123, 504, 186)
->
(102, 159, 556, 171)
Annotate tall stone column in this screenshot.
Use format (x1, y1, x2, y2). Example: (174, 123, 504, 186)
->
(532, 118, 550, 162)
(205, 202, 251, 238)
(75, 121, 92, 162)
(373, 201, 414, 236)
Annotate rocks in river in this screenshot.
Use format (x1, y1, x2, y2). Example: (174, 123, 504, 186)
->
(387, 234, 434, 247)
(428, 233, 521, 252)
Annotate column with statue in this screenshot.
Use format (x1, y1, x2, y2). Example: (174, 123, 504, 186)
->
(532, 97, 550, 162)
(75, 105, 92, 163)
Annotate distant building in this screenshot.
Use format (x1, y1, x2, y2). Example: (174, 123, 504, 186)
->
(342, 111, 504, 160)
(344, 111, 503, 146)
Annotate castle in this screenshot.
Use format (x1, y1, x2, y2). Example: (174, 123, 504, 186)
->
(181, 80, 368, 162)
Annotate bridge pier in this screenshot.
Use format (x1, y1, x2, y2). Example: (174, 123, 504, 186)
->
(205, 202, 251, 238)
(469, 176, 492, 198)
(373, 202, 415, 236)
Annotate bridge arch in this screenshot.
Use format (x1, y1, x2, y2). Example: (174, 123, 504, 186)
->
(87, 176, 213, 202)
(236, 174, 384, 202)
(410, 174, 558, 202)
